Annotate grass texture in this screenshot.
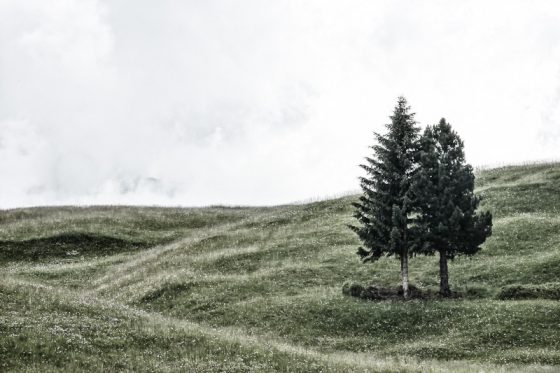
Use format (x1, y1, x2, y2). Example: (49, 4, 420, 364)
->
(1, 163, 560, 372)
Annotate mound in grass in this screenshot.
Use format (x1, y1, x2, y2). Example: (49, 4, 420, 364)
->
(497, 283, 560, 300)
(342, 281, 435, 300)
(0, 233, 147, 261)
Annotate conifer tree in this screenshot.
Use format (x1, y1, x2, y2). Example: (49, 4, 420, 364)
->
(350, 97, 420, 298)
(410, 118, 492, 296)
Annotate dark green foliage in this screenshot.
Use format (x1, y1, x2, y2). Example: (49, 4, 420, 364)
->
(497, 283, 560, 300)
(410, 118, 492, 295)
(341, 281, 365, 297)
(350, 97, 421, 297)
(342, 282, 426, 300)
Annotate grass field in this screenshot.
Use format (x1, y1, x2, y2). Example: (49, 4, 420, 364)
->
(1, 163, 560, 372)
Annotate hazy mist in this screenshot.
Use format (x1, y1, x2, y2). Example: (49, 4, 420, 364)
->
(1, 0, 560, 208)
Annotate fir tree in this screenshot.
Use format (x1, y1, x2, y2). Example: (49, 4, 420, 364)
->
(410, 118, 492, 296)
(350, 97, 420, 298)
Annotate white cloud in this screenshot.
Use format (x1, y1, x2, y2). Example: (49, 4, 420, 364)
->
(1, 0, 560, 208)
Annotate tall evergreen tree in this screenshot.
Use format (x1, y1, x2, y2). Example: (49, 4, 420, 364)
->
(411, 118, 492, 296)
(350, 97, 420, 298)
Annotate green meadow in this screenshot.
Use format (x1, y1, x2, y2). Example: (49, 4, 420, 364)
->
(1, 163, 560, 372)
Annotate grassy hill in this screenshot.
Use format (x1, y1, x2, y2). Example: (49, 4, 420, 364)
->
(1, 163, 560, 372)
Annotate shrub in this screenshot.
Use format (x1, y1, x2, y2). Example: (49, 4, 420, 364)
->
(342, 281, 365, 297)
(342, 282, 430, 300)
(497, 283, 560, 300)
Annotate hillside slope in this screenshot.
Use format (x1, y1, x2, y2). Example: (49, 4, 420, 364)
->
(1, 163, 560, 372)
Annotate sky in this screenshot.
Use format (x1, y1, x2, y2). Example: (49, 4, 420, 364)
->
(1, 0, 560, 208)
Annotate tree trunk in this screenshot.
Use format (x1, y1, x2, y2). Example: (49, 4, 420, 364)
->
(401, 250, 409, 299)
(439, 249, 451, 297)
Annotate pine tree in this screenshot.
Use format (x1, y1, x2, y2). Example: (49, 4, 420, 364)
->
(350, 97, 420, 298)
(410, 118, 492, 296)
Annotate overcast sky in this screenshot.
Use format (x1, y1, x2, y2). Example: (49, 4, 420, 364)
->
(1, 0, 559, 208)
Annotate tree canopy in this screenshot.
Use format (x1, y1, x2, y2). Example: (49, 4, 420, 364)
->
(410, 118, 492, 295)
(351, 100, 492, 298)
(350, 96, 420, 298)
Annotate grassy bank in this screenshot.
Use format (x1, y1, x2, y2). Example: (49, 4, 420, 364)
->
(1, 163, 560, 372)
